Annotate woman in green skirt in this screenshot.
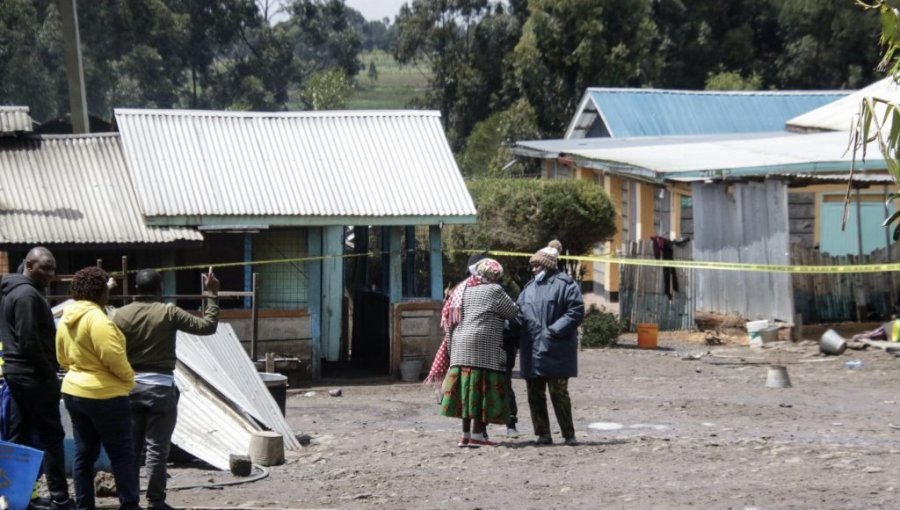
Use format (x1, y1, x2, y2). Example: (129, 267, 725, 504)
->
(439, 258, 518, 447)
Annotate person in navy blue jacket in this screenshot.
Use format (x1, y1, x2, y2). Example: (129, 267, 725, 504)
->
(516, 241, 584, 446)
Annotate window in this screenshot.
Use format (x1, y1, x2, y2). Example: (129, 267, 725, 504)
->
(253, 229, 308, 309)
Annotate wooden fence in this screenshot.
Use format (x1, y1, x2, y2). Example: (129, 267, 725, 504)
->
(618, 240, 695, 331)
(791, 243, 900, 323)
(619, 240, 900, 329)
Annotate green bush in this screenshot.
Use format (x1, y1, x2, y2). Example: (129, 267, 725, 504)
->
(443, 178, 617, 296)
(580, 305, 625, 348)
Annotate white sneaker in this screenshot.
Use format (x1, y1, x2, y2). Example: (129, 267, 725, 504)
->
(506, 427, 519, 438)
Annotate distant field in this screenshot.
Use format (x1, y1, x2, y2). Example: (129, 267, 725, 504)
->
(347, 49, 431, 109)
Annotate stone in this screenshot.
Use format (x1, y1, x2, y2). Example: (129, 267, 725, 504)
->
(229, 454, 253, 477)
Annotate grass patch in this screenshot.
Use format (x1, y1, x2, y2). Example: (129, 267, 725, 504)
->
(347, 49, 431, 109)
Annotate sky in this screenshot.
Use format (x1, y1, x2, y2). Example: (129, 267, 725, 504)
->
(344, 0, 408, 22)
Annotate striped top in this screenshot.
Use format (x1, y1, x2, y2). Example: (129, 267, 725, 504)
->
(448, 284, 518, 371)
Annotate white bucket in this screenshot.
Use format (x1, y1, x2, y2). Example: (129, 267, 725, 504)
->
(746, 320, 768, 347)
(760, 326, 780, 344)
(820, 329, 847, 355)
(765, 365, 792, 388)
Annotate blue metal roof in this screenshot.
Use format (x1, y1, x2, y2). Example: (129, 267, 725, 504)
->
(585, 89, 848, 138)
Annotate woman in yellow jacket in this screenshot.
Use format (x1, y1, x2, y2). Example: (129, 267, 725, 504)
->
(56, 266, 138, 510)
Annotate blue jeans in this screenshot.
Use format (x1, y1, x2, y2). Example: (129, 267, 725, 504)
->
(63, 394, 139, 510)
(131, 383, 179, 506)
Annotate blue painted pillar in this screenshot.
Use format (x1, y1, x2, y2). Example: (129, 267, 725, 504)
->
(243, 234, 252, 309)
(389, 226, 402, 304)
(307, 227, 322, 379)
(321, 226, 344, 361)
(429, 225, 443, 300)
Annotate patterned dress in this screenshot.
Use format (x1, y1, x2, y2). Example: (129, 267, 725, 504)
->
(440, 284, 518, 424)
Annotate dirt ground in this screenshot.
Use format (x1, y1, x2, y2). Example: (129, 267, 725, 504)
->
(107, 323, 900, 510)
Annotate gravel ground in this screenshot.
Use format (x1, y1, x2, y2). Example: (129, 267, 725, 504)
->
(94, 326, 900, 509)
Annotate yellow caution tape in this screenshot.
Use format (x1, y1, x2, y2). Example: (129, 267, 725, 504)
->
(106, 249, 900, 277)
(481, 250, 900, 274)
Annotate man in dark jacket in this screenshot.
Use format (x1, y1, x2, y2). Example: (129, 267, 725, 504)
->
(516, 241, 584, 446)
(0, 247, 72, 509)
(112, 268, 219, 510)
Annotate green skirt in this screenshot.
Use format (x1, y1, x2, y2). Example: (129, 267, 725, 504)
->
(439, 366, 509, 425)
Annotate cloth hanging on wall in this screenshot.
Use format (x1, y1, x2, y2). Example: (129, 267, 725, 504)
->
(650, 235, 679, 300)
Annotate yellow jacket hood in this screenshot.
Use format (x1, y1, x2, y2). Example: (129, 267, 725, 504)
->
(56, 300, 135, 399)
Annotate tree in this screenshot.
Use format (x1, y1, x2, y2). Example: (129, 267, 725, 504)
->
(0, 0, 60, 121)
(286, 0, 362, 80)
(394, 0, 523, 148)
(172, 0, 261, 108)
(210, 20, 299, 110)
(300, 68, 353, 109)
(510, 0, 659, 136)
(444, 178, 616, 294)
(367, 60, 378, 82)
(850, 1, 900, 238)
(458, 98, 540, 178)
(775, 0, 881, 89)
(705, 70, 763, 90)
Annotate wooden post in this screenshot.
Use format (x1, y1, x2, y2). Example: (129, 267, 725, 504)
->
(121, 255, 129, 303)
(885, 184, 896, 315)
(58, 0, 89, 134)
(307, 227, 323, 379)
(251, 272, 259, 361)
(855, 187, 865, 322)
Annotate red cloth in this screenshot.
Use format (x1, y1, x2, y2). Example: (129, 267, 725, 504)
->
(424, 275, 483, 385)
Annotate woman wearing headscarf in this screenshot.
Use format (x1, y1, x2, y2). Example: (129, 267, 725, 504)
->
(424, 252, 488, 390)
(438, 258, 518, 447)
(56, 267, 138, 510)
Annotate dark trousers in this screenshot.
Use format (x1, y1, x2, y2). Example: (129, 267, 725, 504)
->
(131, 383, 179, 505)
(63, 394, 139, 510)
(525, 377, 574, 439)
(504, 349, 518, 428)
(5, 373, 70, 502)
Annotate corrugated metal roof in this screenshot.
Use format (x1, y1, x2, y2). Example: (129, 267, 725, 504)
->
(776, 172, 895, 184)
(512, 132, 782, 159)
(173, 366, 257, 471)
(565, 131, 888, 182)
(176, 323, 300, 450)
(565, 89, 849, 139)
(114, 109, 477, 225)
(0, 134, 203, 245)
(0, 106, 33, 134)
(786, 77, 900, 132)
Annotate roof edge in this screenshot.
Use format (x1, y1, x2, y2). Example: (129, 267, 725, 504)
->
(114, 108, 442, 119)
(584, 88, 851, 96)
(143, 215, 478, 227)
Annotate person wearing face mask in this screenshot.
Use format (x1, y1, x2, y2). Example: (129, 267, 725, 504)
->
(516, 240, 584, 446)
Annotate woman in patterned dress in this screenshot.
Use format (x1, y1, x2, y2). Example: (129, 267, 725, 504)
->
(439, 258, 518, 447)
